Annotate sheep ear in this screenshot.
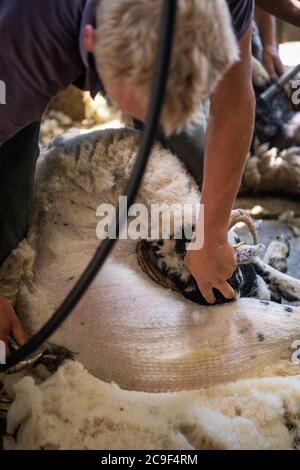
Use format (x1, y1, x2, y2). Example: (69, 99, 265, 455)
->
(235, 244, 265, 265)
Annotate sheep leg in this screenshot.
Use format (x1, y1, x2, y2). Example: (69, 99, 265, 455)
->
(261, 236, 291, 302)
(252, 257, 300, 302)
(268, 287, 283, 304)
(263, 236, 290, 273)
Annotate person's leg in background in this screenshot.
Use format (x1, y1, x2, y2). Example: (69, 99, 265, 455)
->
(157, 121, 206, 187)
(134, 102, 208, 187)
(0, 122, 41, 266)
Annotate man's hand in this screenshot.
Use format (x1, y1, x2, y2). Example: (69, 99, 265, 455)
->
(255, 7, 285, 80)
(0, 298, 27, 353)
(185, 240, 236, 304)
(262, 45, 284, 80)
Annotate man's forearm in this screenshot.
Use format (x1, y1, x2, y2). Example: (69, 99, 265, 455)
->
(200, 94, 255, 246)
(255, 7, 277, 49)
(199, 25, 255, 247)
(256, 0, 300, 27)
(183, 27, 254, 303)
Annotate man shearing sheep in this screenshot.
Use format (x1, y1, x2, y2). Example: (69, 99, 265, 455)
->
(0, 0, 299, 351)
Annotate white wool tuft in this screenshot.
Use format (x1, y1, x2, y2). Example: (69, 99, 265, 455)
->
(5, 362, 300, 450)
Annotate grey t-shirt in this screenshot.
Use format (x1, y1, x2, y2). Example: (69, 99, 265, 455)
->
(0, 0, 254, 146)
(227, 0, 254, 40)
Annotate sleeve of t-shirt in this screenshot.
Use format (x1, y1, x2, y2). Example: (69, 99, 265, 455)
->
(0, 93, 47, 145)
(227, 0, 254, 41)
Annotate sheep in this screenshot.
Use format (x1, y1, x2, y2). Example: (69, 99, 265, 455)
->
(0, 127, 299, 395)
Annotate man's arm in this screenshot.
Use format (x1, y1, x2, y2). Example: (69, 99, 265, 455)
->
(255, 7, 284, 79)
(256, 0, 300, 27)
(185, 27, 255, 304)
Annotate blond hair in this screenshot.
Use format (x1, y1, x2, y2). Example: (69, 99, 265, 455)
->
(95, 0, 239, 135)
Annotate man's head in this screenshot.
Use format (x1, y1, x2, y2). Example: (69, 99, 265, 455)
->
(84, 0, 239, 135)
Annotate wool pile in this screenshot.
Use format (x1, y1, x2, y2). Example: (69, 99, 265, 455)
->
(5, 361, 300, 450)
(241, 144, 300, 197)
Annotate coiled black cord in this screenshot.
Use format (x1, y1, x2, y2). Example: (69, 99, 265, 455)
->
(0, 0, 178, 372)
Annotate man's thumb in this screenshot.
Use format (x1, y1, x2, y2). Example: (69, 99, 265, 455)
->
(12, 320, 28, 347)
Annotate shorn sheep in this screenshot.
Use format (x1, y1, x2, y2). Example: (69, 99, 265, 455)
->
(1, 128, 300, 450)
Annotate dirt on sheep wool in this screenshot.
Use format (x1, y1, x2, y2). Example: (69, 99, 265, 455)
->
(1, 128, 300, 449)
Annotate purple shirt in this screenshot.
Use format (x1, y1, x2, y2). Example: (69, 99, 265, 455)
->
(0, 0, 101, 145)
(0, 0, 253, 146)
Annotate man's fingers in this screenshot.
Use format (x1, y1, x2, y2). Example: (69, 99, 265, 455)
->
(215, 281, 236, 300)
(264, 55, 284, 80)
(199, 284, 216, 305)
(274, 56, 284, 77)
(198, 281, 235, 304)
(265, 59, 277, 80)
(11, 318, 28, 347)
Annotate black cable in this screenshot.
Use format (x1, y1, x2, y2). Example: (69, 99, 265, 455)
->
(0, 0, 178, 372)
